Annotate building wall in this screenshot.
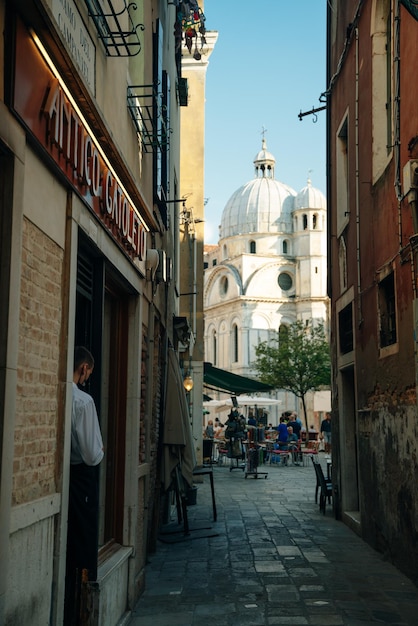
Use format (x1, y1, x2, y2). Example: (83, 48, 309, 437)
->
(13, 217, 63, 505)
(0, 0, 187, 623)
(7, 216, 63, 622)
(328, 0, 418, 585)
(179, 25, 217, 461)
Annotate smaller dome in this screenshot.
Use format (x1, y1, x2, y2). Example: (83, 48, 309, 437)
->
(295, 178, 326, 210)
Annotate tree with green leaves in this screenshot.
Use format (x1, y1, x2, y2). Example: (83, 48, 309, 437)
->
(254, 320, 331, 432)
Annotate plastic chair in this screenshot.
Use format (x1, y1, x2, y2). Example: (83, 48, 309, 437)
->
(217, 445, 228, 465)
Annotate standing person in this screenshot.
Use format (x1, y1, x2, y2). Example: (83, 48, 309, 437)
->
(65, 347, 104, 624)
(287, 414, 302, 439)
(320, 412, 332, 453)
(293, 412, 302, 428)
(205, 420, 214, 438)
(276, 416, 289, 448)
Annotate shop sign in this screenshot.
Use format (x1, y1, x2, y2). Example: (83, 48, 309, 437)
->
(51, 0, 95, 92)
(13, 18, 147, 262)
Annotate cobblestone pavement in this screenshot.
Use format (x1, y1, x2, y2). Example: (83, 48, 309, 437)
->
(128, 456, 418, 626)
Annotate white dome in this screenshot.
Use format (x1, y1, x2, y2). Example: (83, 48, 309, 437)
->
(220, 140, 296, 239)
(220, 178, 296, 239)
(295, 179, 326, 210)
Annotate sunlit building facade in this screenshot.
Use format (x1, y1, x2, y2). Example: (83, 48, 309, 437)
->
(204, 141, 330, 423)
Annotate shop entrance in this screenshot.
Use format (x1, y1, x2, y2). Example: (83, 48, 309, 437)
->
(75, 234, 130, 551)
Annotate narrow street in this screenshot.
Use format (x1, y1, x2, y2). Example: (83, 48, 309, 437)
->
(129, 456, 418, 626)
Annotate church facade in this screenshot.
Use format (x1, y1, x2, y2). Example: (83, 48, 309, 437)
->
(203, 140, 330, 423)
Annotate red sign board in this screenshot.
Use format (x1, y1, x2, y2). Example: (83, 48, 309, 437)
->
(13, 18, 147, 261)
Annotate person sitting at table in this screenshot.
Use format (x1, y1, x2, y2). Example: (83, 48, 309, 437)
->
(265, 426, 276, 440)
(214, 423, 224, 439)
(308, 424, 319, 449)
(273, 418, 292, 465)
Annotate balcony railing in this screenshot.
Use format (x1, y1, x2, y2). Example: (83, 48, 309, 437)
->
(127, 84, 171, 153)
(84, 0, 144, 56)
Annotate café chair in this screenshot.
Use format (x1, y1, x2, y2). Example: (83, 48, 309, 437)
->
(202, 439, 214, 466)
(311, 456, 332, 514)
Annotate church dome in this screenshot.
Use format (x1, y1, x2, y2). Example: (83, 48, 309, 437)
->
(295, 178, 326, 210)
(219, 140, 296, 239)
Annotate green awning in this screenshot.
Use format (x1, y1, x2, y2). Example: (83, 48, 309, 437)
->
(203, 362, 273, 395)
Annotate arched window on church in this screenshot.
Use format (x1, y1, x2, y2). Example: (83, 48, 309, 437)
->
(313, 213, 318, 229)
(222, 244, 227, 259)
(303, 214, 308, 230)
(282, 240, 288, 254)
(279, 324, 288, 343)
(212, 330, 217, 365)
(232, 324, 239, 362)
(249, 240, 256, 254)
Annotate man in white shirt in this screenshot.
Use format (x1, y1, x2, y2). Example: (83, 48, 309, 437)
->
(65, 347, 104, 624)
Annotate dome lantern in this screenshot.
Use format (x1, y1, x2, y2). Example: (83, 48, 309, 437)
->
(254, 138, 276, 179)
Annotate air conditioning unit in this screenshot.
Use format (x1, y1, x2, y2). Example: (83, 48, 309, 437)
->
(403, 160, 418, 197)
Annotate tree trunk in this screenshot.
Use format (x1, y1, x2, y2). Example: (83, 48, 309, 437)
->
(301, 395, 309, 446)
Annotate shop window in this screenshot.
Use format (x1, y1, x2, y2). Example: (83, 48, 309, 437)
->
(378, 272, 397, 348)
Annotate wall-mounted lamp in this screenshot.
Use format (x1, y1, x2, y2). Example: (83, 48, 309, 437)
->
(183, 375, 194, 392)
(145, 249, 159, 281)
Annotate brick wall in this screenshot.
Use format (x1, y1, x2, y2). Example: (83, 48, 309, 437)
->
(13, 218, 63, 505)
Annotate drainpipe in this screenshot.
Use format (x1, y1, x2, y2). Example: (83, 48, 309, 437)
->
(394, 0, 404, 268)
(394, 0, 402, 205)
(355, 28, 363, 326)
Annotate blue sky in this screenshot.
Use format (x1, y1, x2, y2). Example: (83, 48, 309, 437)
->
(203, 1, 327, 243)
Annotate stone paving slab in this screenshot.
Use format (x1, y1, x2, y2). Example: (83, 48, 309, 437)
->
(128, 458, 418, 625)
